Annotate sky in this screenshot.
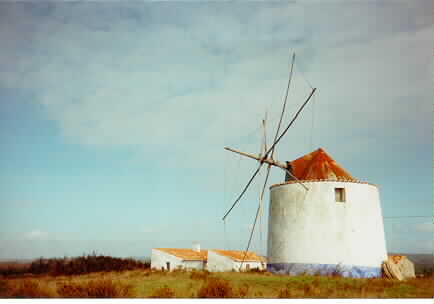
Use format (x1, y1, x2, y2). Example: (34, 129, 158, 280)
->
(0, 1, 432, 259)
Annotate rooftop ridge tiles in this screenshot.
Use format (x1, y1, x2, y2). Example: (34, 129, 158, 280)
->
(270, 179, 378, 189)
(211, 249, 266, 262)
(155, 248, 208, 261)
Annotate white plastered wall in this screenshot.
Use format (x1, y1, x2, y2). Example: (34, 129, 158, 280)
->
(267, 181, 388, 268)
(235, 261, 266, 271)
(207, 250, 266, 272)
(207, 250, 236, 272)
(150, 249, 184, 271)
(184, 260, 204, 270)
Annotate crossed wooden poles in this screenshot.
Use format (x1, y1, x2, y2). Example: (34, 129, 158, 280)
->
(222, 53, 317, 269)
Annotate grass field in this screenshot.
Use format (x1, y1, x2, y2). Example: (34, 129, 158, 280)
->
(1, 269, 432, 298)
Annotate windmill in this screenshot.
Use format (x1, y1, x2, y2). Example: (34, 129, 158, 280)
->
(222, 52, 317, 270)
(222, 53, 388, 278)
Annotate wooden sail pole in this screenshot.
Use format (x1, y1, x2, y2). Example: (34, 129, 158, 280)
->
(222, 89, 315, 221)
(263, 87, 317, 159)
(224, 147, 288, 170)
(224, 147, 309, 190)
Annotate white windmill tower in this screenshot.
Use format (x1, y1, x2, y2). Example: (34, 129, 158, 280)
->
(222, 53, 387, 278)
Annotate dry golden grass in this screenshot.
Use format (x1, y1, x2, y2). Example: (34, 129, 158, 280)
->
(236, 283, 250, 298)
(0, 279, 57, 298)
(0, 270, 432, 298)
(57, 279, 131, 298)
(149, 285, 175, 298)
(197, 278, 234, 298)
(189, 269, 210, 280)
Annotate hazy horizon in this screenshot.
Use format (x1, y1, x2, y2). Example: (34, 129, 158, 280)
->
(0, 247, 433, 262)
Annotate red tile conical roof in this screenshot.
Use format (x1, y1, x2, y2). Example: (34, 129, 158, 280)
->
(290, 148, 355, 181)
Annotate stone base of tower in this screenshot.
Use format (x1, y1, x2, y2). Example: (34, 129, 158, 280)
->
(267, 263, 382, 278)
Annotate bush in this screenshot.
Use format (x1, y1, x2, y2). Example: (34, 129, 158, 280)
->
(197, 278, 233, 298)
(0, 280, 8, 295)
(0, 263, 29, 276)
(57, 279, 131, 298)
(149, 285, 175, 298)
(26, 254, 149, 276)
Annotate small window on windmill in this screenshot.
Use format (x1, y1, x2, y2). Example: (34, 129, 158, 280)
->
(335, 188, 346, 203)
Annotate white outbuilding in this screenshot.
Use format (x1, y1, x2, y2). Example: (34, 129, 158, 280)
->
(150, 246, 266, 272)
(207, 250, 266, 272)
(151, 246, 207, 271)
(267, 148, 388, 278)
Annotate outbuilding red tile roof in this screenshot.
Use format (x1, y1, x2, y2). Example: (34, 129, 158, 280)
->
(154, 248, 266, 263)
(211, 250, 266, 262)
(290, 148, 355, 181)
(155, 248, 208, 261)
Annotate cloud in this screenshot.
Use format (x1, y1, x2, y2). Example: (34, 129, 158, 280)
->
(1, 3, 427, 161)
(0, 4, 430, 229)
(0, 3, 302, 170)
